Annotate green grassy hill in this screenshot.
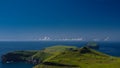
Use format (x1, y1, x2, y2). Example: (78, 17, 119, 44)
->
(32, 45, 77, 62)
(34, 47, 120, 68)
(43, 45, 77, 54)
(2, 45, 120, 68)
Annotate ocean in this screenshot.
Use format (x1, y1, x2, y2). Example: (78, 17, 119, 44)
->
(0, 41, 120, 68)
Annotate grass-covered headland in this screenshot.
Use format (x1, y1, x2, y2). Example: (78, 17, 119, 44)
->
(2, 43, 120, 68)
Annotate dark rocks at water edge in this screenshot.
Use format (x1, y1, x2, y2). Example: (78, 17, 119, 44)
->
(1, 51, 40, 64)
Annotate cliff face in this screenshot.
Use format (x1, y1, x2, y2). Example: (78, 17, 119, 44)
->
(2, 51, 38, 63)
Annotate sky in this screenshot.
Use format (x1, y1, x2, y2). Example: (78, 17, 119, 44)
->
(0, 0, 120, 41)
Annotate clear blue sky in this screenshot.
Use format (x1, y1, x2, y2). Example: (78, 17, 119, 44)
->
(0, 0, 120, 41)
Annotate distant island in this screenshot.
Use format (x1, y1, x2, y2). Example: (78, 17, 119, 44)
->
(86, 42, 99, 49)
(2, 43, 120, 68)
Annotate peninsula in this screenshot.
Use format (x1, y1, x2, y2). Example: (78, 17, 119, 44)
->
(2, 44, 120, 68)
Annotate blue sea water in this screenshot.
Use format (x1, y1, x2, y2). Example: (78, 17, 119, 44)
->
(0, 41, 120, 68)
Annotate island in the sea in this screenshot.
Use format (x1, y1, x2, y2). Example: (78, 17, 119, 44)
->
(1, 43, 120, 68)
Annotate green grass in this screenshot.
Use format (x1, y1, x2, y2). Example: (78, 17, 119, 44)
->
(32, 45, 77, 62)
(34, 47, 120, 68)
(32, 51, 52, 61)
(34, 64, 80, 68)
(3, 45, 120, 68)
(44, 45, 77, 54)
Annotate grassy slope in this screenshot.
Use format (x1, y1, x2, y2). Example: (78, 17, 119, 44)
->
(43, 45, 77, 54)
(34, 47, 120, 68)
(2, 45, 77, 63)
(32, 45, 77, 62)
(2, 45, 120, 68)
(32, 51, 52, 62)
